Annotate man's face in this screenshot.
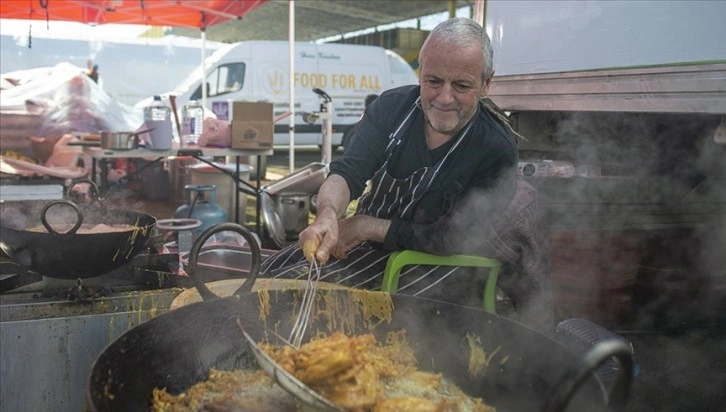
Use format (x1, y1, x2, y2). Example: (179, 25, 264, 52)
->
(419, 38, 488, 136)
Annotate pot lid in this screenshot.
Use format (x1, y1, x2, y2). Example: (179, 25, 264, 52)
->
(260, 191, 288, 248)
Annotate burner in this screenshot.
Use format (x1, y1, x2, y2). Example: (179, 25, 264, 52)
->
(42, 278, 114, 302)
(0, 250, 182, 298)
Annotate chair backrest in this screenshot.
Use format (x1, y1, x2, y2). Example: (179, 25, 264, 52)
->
(381, 250, 503, 313)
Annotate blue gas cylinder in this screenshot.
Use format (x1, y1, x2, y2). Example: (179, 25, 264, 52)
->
(174, 185, 228, 235)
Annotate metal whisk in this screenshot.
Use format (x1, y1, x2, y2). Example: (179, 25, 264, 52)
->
(289, 258, 322, 348)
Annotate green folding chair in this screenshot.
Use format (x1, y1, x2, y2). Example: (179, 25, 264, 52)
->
(381, 250, 503, 314)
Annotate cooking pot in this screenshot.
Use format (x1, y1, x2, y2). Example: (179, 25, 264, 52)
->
(87, 224, 632, 412)
(0, 180, 156, 279)
(100, 129, 153, 150)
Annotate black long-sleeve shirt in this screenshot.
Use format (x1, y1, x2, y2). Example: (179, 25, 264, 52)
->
(330, 85, 518, 253)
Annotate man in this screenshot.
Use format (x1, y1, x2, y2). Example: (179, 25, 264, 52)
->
(262, 17, 551, 331)
(86, 64, 100, 84)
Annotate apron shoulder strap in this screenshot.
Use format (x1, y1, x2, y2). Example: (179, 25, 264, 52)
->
(384, 97, 421, 157)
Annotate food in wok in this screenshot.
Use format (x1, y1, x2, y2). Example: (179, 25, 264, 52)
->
(89, 224, 633, 412)
(151, 330, 495, 412)
(152, 369, 295, 411)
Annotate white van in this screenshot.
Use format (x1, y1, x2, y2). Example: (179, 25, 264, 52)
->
(167, 41, 419, 148)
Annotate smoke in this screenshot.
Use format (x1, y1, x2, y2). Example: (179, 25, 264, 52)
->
(423, 110, 725, 331)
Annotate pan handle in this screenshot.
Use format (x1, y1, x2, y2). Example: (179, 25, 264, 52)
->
(544, 339, 633, 412)
(187, 223, 261, 301)
(40, 200, 84, 236)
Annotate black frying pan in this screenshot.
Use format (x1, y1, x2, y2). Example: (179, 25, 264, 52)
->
(0, 180, 155, 279)
(87, 224, 632, 412)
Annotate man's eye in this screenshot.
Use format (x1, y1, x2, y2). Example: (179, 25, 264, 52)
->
(454, 83, 472, 92)
(426, 79, 442, 86)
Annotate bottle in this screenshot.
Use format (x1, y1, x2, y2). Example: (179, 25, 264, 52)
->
(143, 95, 173, 150)
(181, 100, 204, 146)
(144, 95, 171, 121)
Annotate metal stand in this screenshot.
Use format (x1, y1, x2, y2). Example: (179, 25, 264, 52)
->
(304, 88, 334, 164)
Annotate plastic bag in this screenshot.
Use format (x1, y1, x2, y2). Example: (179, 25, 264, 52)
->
(1, 62, 143, 136)
(198, 118, 231, 148)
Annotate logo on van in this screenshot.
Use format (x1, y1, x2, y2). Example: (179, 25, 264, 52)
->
(265, 66, 288, 95)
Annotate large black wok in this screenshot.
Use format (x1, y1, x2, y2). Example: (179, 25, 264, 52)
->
(0, 196, 155, 279)
(87, 224, 632, 412)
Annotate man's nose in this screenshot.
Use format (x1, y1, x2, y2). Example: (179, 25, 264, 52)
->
(436, 84, 456, 105)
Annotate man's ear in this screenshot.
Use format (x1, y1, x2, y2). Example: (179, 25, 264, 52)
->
(482, 72, 495, 96)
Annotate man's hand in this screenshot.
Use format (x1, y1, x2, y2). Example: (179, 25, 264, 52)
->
(298, 206, 339, 264)
(332, 215, 391, 260)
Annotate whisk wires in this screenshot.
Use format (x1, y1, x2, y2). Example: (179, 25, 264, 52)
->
(289, 258, 321, 348)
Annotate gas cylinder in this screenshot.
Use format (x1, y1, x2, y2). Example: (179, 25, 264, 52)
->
(174, 185, 228, 235)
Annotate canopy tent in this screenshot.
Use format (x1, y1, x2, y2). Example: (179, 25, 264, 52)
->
(0, 0, 266, 29)
(0, 0, 268, 108)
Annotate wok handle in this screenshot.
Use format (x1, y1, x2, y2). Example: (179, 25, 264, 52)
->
(40, 200, 84, 236)
(544, 339, 633, 412)
(187, 223, 261, 301)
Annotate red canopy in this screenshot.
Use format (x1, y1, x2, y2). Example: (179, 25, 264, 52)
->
(0, 0, 267, 29)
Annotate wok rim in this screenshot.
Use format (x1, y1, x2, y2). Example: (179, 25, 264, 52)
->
(86, 290, 614, 412)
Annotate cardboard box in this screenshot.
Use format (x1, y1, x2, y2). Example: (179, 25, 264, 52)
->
(231, 102, 274, 150)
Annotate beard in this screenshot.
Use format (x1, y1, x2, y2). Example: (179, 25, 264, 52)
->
(422, 103, 477, 136)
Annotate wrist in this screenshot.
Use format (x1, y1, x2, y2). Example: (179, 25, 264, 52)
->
(317, 205, 340, 221)
(361, 215, 390, 243)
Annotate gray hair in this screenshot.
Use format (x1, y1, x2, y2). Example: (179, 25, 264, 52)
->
(420, 17, 494, 82)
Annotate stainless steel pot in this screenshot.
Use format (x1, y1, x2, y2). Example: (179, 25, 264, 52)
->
(100, 131, 139, 150)
(100, 129, 154, 150)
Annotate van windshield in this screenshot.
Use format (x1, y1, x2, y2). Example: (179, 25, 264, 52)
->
(175, 66, 204, 93)
(190, 63, 246, 100)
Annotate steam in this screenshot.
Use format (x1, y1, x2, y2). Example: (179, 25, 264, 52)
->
(0, 187, 157, 232)
(421, 110, 725, 331)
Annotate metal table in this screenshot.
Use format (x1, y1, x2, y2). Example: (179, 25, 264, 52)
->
(84, 145, 272, 229)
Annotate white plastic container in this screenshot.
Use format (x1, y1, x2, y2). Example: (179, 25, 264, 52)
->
(181, 100, 204, 146)
(143, 95, 173, 150)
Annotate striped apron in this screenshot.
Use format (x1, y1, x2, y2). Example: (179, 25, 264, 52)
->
(260, 99, 487, 306)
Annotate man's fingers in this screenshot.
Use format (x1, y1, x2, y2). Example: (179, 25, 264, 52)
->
(315, 247, 330, 264)
(302, 239, 319, 262)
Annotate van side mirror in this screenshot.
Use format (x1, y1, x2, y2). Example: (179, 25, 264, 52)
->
(191, 86, 202, 101)
(191, 82, 211, 100)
